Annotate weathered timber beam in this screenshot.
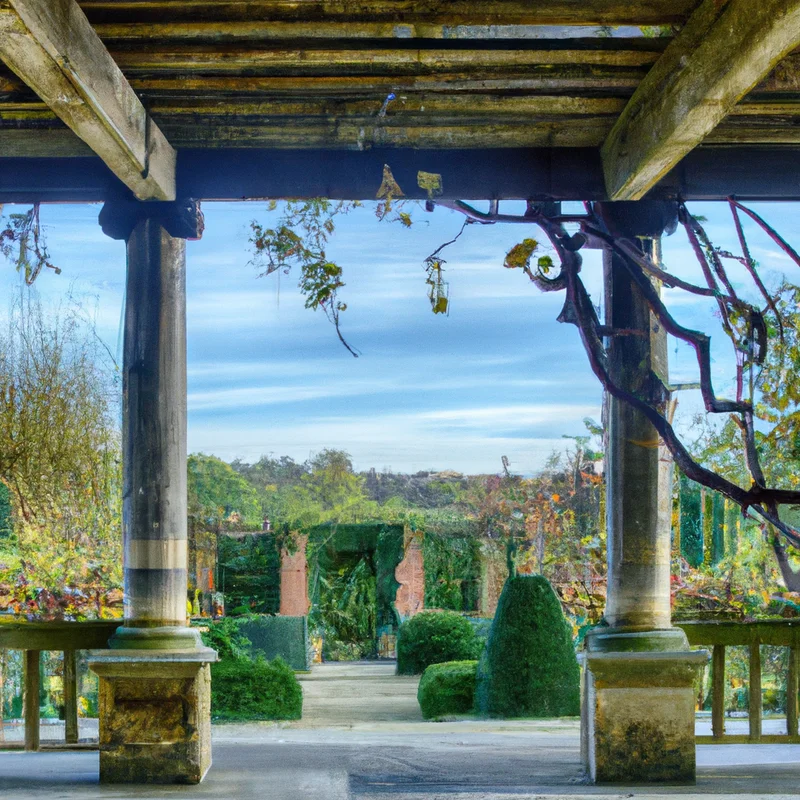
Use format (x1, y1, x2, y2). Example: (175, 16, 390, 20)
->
(107, 46, 660, 73)
(92, 22, 671, 42)
(0, 0, 176, 200)
(76, 1, 699, 27)
(0, 119, 615, 150)
(602, 0, 800, 200)
(7, 146, 800, 204)
(125, 71, 647, 97)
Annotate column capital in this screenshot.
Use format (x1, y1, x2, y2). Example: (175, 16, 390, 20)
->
(594, 200, 679, 240)
(99, 196, 204, 242)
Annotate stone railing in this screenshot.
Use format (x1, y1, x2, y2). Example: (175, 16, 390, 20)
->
(677, 619, 800, 744)
(0, 618, 119, 751)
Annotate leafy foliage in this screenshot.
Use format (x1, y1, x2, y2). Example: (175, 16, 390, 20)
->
(199, 620, 303, 720)
(249, 200, 361, 356)
(218, 533, 281, 615)
(475, 575, 580, 718)
(188, 453, 262, 529)
(198, 616, 253, 661)
(209, 655, 302, 721)
(0, 204, 60, 285)
(396, 610, 482, 675)
(0, 293, 122, 619)
(417, 659, 478, 720)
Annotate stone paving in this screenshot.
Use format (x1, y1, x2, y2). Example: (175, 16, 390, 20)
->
(0, 661, 798, 799)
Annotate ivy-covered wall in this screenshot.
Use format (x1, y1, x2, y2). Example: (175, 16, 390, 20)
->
(306, 523, 404, 659)
(218, 532, 281, 615)
(422, 526, 482, 612)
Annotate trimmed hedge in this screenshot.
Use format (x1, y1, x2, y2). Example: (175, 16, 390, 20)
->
(397, 610, 482, 675)
(418, 660, 478, 720)
(475, 575, 580, 718)
(199, 618, 304, 720)
(238, 615, 310, 671)
(210, 655, 302, 721)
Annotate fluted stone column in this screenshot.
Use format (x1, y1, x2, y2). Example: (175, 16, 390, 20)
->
(90, 198, 215, 785)
(581, 202, 707, 784)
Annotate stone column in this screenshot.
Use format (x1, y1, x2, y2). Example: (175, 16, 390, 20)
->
(581, 202, 707, 784)
(89, 198, 215, 785)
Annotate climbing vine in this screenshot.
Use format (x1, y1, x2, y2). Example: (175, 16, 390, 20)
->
(0, 203, 60, 284)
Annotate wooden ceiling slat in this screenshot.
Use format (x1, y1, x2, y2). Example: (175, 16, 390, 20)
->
(93, 22, 674, 43)
(125, 72, 645, 97)
(107, 46, 661, 73)
(76, 1, 699, 27)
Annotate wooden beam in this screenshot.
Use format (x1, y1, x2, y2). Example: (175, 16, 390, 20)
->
(602, 0, 800, 200)
(10, 146, 800, 204)
(0, 0, 175, 200)
(109, 46, 661, 73)
(77, 1, 699, 27)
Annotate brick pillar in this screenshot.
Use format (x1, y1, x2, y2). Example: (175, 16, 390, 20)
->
(280, 535, 309, 616)
(394, 531, 425, 620)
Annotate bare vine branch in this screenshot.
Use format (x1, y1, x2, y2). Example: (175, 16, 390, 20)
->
(432, 197, 800, 551)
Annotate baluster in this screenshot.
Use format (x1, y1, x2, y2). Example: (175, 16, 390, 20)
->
(749, 640, 762, 742)
(788, 644, 799, 738)
(63, 650, 78, 745)
(712, 645, 725, 739)
(23, 650, 40, 752)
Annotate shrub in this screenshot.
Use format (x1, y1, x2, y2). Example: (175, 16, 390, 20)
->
(397, 610, 482, 675)
(210, 655, 302, 721)
(198, 617, 252, 660)
(475, 575, 580, 718)
(418, 660, 478, 720)
(199, 618, 303, 720)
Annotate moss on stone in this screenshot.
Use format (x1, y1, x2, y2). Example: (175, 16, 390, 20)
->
(475, 575, 580, 718)
(418, 660, 478, 719)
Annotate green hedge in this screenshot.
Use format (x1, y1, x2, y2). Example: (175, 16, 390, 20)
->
(210, 655, 302, 721)
(397, 610, 482, 675)
(475, 575, 579, 718)
(198, 617, 303, 720)
(238, 615, 310, 671)
(418, 660, 478, 720)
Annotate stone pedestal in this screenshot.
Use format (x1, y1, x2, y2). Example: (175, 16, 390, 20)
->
(89, 648, 215, 784)
(581, 629, 707, 783)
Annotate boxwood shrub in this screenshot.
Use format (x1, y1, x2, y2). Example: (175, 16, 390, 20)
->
(210, 655, 302, 721)
(418, 660, 478, 720)
(475, 575, 579, 718)
(397, 610, 482, 675)
(200, 618, 303, 720)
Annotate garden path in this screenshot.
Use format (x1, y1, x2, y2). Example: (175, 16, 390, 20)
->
(292, 661, 422, 727)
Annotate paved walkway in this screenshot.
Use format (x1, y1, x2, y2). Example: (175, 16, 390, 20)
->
(0, 661, 798, 799)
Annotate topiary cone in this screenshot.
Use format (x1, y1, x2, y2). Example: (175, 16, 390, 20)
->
(475, 574, 580, 718)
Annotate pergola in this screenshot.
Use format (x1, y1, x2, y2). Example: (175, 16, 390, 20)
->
(1, 0, 800, 787)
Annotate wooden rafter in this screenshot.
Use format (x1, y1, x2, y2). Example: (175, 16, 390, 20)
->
(602, 0, 800, 201)
(0, 0, 175, 200)
(76, 0, 699, 27)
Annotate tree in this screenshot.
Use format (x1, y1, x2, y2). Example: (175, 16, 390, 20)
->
(0, 292, 122, 618)
(188, 453, 262, 529)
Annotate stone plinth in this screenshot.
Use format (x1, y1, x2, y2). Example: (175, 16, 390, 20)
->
(89, 648, 215, 784)
(581, 633, 707, 784)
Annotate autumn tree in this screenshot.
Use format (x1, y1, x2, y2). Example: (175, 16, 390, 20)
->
(0, 292, 122, 618)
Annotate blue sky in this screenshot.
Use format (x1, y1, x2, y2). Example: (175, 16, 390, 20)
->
(2, 198, 798, 475)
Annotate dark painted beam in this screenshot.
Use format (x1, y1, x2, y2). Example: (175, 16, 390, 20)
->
(1, 146, 800, 204)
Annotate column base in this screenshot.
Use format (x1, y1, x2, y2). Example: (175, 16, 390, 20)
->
(89, 649, 216, 784)
(581, 630, 707, 784)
